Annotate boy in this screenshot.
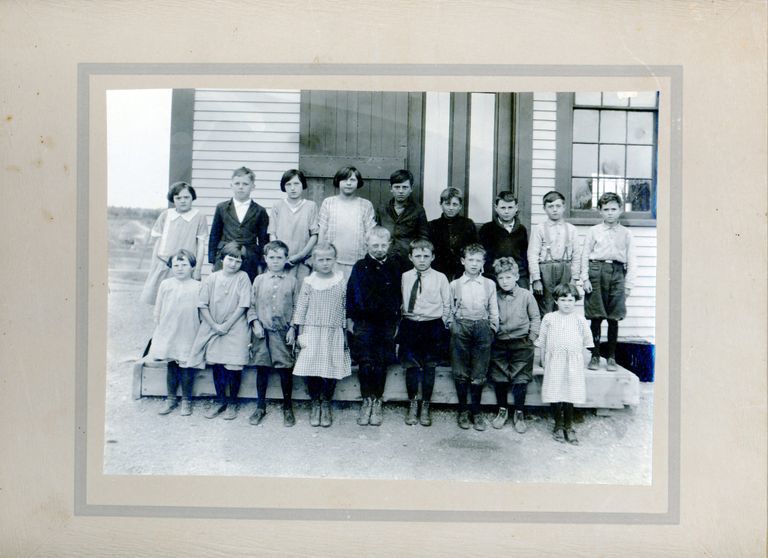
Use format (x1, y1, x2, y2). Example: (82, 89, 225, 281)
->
(428, 187, 479, 281)
(399, 239, 451, 426)
(528, 191, 581, 316)
(448, 244, 499, 431)
(479, 191, 529, 288)
(346, 227, 402, 426)
(247, 241, 298, 427)
(580, 192, 636, 371)
(209, 166, 270, 282)
(489, 258, 540, 432)
(376, 169, 430, 271)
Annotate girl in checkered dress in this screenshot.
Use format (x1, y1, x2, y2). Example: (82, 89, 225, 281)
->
(291, 242, 351, 427)
(535, 283, 594, 445)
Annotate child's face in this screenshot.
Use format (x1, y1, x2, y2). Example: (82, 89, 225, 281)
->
(494, 199, 519, 223)
(338, 174, 358, 197)
(264, 249, 288, 273)
(390, 180, 413, 204)
(312, 249, 336, 274)
(556, 294, 576, 314)
(172, 188, 194, 213)
(599, 200, 622, 224)
(222, 254, 243, 274)
(496, 270, 519, 292)
(441, 197, 463, 218)
(461, 252, 485, 276)
(171, 257, 194, 279)
(284, 176, 304, 200)
(544, 198, 565, 221)
(367, 235, 390, 260)
(409, 248, 434, 272)
(231, 174, 254, 202)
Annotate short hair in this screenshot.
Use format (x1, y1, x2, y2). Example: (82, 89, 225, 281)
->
(439, 187, 464, 204)
(492, 257, 519, 276)
(279, 169, 308, 192)
(552, 282, 581, 302)
(494, 191, 518, 205)
(542, 190, 565, 205)
(597, 192, 623, 208)
(311, 242, 337, 258)
(409, 238, 434, 254)
(220, 241, 245, 260)
(167, 181, 197, 203)
(232, 166, 255, 182)
(166, 248, 197, 269)
(389, 169, 414, 186)
(263, 240, 289, 257)
(333, 166, 364, 189)
(461, 243, 487, 259)
(366, 226, 391, 243)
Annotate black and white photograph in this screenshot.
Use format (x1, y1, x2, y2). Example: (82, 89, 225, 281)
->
(105, 87, 658, 483)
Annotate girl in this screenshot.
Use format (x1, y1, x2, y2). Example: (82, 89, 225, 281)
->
(140, 182, 207, 305)
(188, 241, 252, 420)
(291, 243, 351, 427)
(535, 283, 594, 444)
(268, 169, 319, 285)
(317, 166, 376, 280)
(147, 249, 202, 416)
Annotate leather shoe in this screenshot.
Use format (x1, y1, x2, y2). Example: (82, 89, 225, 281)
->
(249, 407, 266, 426)
(457, 410, 471, 430)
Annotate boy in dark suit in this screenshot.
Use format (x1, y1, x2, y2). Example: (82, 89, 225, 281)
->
(208, 166, 270, 282)
(478, 191, 529, 288)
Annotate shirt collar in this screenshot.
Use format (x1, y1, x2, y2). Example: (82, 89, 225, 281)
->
(460, 272, 483, 283)
(267, 270, 286, 279)
(498, 285, 518, 298)
(497, 217, 516, 230)
(233, 198, 251, 209)
(168, 208, 199, 222)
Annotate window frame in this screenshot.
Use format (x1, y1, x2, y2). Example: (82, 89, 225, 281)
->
(555, 92, 658, 227)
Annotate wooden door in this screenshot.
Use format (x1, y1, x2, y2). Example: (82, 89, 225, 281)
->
(299, 91, 424, 211)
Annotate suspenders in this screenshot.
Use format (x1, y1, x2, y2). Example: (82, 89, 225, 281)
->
(541, 223, 573, 263)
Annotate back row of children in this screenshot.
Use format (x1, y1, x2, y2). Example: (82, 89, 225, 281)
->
(143, 165, 636, 443)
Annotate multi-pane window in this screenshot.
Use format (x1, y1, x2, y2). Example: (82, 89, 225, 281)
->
(569, 91, 658, 219)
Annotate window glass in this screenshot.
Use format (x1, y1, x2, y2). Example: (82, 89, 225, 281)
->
(626, 179, 652, 211)
(630, 91, 658, 108)
(627, 145, 653, 179)
(599, 144, 626, 176)
(627, 112, 654, 145)
(572, 178, 593, 209)
(572, 143, 598, 177)
(573, 109, 599, 142)
(574, 92, 602, 105)
(599, 110, 627, 143)
(601, 92, 630, 107)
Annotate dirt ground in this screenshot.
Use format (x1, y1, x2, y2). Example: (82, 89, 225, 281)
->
(104, 261, 653, 484)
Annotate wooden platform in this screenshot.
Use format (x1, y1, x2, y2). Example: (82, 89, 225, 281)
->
(133, 350, 640, 410)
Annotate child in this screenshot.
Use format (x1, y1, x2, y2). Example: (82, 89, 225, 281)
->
(318, 166, 377, 280)
(428, 187, 478, 281)
(376, 169, 429, 271)
(208, 166, 270, 282)
(188, 241, 252, 420)
(292, 243, 351, 427)
(147, 249, 202, 416)
(535, 283, 594, 444)
(140, 182, 207, 304)
(268, 169, 319, 285)
(398, 239, 450, 426)
(346, 227, 402, 427)
(448, 244, 499, 431)
(488, 258, 540, 432)
(247, 241, 298, 427)
(579, 192, 637, 371)
(528, 191, 581, 316)
(478, 191, 529, 288)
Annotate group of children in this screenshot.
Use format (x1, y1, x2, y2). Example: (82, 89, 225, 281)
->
(143, 165, 636, 444)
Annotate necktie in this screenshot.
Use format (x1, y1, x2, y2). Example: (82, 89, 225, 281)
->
(407, 271, 422, 313)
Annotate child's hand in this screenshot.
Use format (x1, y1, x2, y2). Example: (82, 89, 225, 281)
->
(582, 280, 593, 294)
(346, 319, 355, 335)
(532, 280, 543, 295)
(285, 327, 296, 346)
(193, 267, 202, 281)
(251, 322, 265, 339)
(214, 324, 228, 336)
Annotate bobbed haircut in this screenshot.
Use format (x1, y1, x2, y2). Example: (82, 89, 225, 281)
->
(166, 248, 197, 269)
(365, 226, 391, 243)
(167, 181, 197, 203)
(312, 242, 337, 258)
(552, 282, 581, 302)
(263, 240, 289, 257)
(280, 169, 308, 192)
(494, 190, 518, 205)
(232, 166, 255, 182)
(439, 187, 464, 204)
(492, 257, 519, 276)
(461, 243, 487, 259)
(389, 169, 414, 186)
(333, 166, 364, 189)
(597, 192, 623, 208)
(220, 241, 245, 259)
(409, 238, 434, 254)
(542, 190, 566, 205)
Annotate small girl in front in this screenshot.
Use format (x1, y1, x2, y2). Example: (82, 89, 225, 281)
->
(188, 241, 252, 420)
(147, 249, 202, 416)
(291, 242, 351, 427)
(535, 283, 594, 444)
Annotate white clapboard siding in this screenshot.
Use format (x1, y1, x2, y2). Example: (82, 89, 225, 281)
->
(531, 93, 558, 222)
(190, 89, 301, 276)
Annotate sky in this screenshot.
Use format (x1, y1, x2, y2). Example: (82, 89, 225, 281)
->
(107, 89, 172, 208)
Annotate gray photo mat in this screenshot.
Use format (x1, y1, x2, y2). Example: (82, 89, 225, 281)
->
(77, 63, 682, 522)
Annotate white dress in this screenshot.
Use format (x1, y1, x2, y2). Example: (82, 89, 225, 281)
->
(535, 311, 594, 404)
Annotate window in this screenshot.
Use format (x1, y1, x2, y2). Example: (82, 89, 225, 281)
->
(557, 92, 658, 225)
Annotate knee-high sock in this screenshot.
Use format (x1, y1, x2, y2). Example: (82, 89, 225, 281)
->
(256, 366, 270, 408)
(227, 369, 242, 404)
(590, 319, 602, 357)
(322, 378, 337, 401)
(279, 369, 293, 409)
(405, 367, 420, 400)
(512, 383, 527, 411)
(212, 364, 228, 403)
(166, 361, 180, 399)
(305, 376, 322, 400)
(494, 382, 509, 408)
(422, 367, 436, 402)
(179, 366, 195, 399)
(455, 380, 469, 413)
(469, 384, 484, 416)
(606, 320, 619, 358)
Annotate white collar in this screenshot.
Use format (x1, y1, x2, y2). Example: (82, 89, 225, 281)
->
(233, 198, 251, 208)
(168, 208, 199, 222)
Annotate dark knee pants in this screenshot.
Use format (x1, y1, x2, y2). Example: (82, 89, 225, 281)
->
(535, 261, 572, 315)
(449, 319, 493, 385)
(351, 320, 397, 399)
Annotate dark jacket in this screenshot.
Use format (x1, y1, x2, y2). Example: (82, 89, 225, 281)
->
(208, 198, 269, 281)
(376, 198, 429, 266)
(478, 218, 529, 282)
(346, 254, 402, 323)
(428, 214, 478, 281)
